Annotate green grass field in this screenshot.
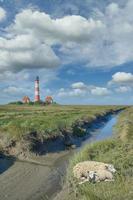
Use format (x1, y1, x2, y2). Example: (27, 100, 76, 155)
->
(0, 104, 132, 199)
(66, 107, 133, 200)
(0, 104, 124, 155)
(0, 104, 123, 141)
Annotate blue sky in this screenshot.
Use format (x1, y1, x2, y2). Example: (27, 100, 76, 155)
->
(0, 0, 133, 105)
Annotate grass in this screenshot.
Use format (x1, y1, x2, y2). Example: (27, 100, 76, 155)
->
(0, 104, 123, 141)
(66, 107, 133, 200)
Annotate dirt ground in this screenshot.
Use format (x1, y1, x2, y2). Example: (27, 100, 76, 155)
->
(0, 151, 72, 200)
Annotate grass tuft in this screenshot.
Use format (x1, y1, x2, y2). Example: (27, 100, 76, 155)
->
(65, 107, 133, 200)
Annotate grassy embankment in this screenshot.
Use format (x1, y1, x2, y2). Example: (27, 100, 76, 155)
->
(0, 105, 123, 155)
(65, 107, 133, 200)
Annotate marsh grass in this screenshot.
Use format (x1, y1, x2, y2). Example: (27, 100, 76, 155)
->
(66, 107, 133, 200)
(0, 105, 123, 140)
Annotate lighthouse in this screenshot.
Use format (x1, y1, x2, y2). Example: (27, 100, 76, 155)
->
(34, 76, 40, 102)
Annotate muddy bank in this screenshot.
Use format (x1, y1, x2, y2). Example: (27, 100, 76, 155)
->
(53, 114, 119, 200)
(0, 108, 123, 159)
(0, 111, 121, 200)
(25, 108, 123, 155)
(0, 149, 74, 200)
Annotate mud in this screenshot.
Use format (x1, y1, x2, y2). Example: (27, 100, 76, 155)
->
(0, 111, 121, 200)
(0, 151, 72, 200)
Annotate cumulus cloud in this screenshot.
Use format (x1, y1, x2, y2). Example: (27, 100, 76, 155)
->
(57, 82, 111, 98)
(106, 2, 119, 16)
(1, 1, 133, 73)
(115, 86, 132, 93)
(0, 70, 29, 81)
(9, 9, 103, 44)
(3, 86, 31, 95)
(91, 87, 110, 96)
(0, 34, 60, 72)
(0, 8, 103, 72)
(58, 0, 133, 67)
(71, 82, 87, 89)
(0, 7, 6, 22)
(58, 88, 86, 97)
(109, 72, 133, 85)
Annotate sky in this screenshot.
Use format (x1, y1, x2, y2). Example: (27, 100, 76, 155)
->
(0, 0, 133, 105)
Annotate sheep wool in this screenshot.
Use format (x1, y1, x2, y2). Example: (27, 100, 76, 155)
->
(73, 161, 115, 180)
(93, 170, 114, 182)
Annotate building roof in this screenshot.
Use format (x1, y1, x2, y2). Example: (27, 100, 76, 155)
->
(45, 96, 53, 102)
(22, 96, 30, 102)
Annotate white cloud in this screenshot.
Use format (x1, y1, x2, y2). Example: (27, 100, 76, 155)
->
(38, 69, 58, 84)
(0, 7, 104, 72)
(71, 82, 87, 89)
(91, 87, 110, 96)
(9, 9, 103, 44)
(57, 87, 86, 98)
(0, 34, 60, 72)
(109, 72, 133, 85)
(0, 7, 6, 22)
(1, 1, 133, 73)
(58, 0, 133, 67)
(106, 3, 120, 16)
(0, 71, 29, 81)
(57, 82, 111, 98)
(115, 86, 132, 93)
(3, 86, 31, 95)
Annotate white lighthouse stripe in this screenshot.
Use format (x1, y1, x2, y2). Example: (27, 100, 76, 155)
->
(35, 91, 39, 95)
(35, 84, 39, 88)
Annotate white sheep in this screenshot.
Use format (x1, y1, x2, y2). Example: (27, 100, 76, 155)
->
(88, 170, 114, 183)
(73, 161, 116, 180)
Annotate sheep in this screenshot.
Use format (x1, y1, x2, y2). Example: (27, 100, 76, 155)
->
(88, 170, 114, 183)
(78, 169, 115, 185)
(73, 161, 116, 180)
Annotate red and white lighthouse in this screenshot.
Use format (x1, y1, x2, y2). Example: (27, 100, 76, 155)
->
(34, 76, 40, 102)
